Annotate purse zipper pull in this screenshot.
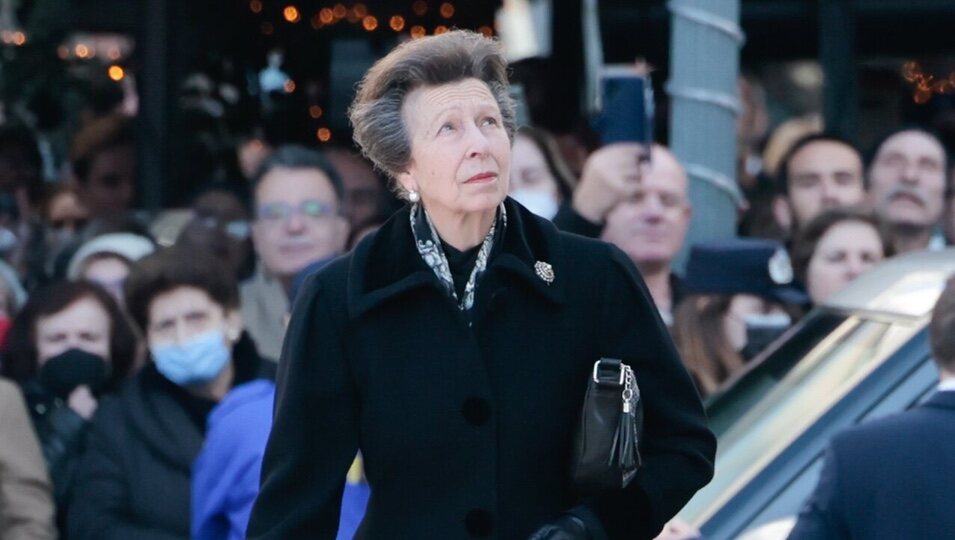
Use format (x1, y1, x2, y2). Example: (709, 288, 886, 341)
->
(622, 365, 635, 414)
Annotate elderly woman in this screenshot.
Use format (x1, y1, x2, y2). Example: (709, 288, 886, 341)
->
(67, 247, 269, 540)
(248, 31, 714, 540)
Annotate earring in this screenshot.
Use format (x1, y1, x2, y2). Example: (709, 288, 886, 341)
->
(407, 190, 420, 203)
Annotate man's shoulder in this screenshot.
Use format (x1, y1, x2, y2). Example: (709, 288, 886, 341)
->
(831, 401, 955, 455)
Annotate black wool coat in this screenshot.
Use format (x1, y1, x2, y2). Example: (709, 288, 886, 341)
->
(248, 199, 715, 539)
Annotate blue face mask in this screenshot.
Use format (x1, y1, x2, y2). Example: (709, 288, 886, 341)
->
(150, 329, 231, 387)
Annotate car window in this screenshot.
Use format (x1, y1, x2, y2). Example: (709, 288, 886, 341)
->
(680, 314, 923, 525)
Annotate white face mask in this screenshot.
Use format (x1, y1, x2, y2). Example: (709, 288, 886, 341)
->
(510, 189, 559, 220)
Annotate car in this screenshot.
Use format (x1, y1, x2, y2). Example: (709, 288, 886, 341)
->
(677, 248, 955, 539)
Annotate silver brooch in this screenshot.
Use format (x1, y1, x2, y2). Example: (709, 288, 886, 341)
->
(768, 248, 794, 285)
(534, 261, 555, 284)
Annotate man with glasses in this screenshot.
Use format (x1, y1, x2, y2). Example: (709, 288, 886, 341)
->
(243, 145, 349, 362)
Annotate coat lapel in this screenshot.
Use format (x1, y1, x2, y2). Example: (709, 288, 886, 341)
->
(347, 198, 566, 319)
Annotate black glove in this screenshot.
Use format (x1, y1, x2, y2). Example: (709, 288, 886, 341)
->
(527, 514, 590, 540)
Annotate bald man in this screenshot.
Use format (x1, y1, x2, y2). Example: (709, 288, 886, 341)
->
(554, 143, 691, 323)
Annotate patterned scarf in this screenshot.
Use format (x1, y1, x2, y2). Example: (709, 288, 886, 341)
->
(410, 202, 506, 311)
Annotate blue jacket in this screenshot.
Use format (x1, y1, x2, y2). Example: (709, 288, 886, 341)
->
(192, 380, 369, 540)
(789, 390, 955, 539)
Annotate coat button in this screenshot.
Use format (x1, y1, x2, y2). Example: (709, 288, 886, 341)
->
(465, 508, 494, 537)
(462, 397, 490, 426)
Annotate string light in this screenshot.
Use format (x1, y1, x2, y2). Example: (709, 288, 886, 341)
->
(353, 4, 368, 18)
(903, 61, 955, 104)
(332, 4, 347, 20)
(75, 44, 90, 58)
(283, 6, 301, 23)
(478, 25, 494, 37)
(319, 8, 334, 24)
(439, 2, 454, 19)
(261, 22, 274, 35)
(390, 15, 406, 31)
(346, 8, 361, 23)
(309, 105, 324, 119)
(249, 0, 263, 13)
(108, 47, 121, 60)
(434, 25, 448, 35)
(317, 128, 332, 142)
(412, 1, 428, 16)
(12, 32, 26, 46)
(410, 25, 426, 39)
(362, 16, 378, 31)
(311, 13, 324, 29)
(108, 65, 125, 81)
(56, 45, 69, 59)
(283, 79, 296, 93)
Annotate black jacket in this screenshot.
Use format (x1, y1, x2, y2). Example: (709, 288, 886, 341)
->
(248, 199, 715, 539)
(67, 333, 267, 540)
(21, 380, 90, 537)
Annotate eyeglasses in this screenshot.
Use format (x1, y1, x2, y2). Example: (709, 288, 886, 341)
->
(256, 200, 337, 224)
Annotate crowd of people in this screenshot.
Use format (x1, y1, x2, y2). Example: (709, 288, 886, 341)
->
(0, 28, 952, 540)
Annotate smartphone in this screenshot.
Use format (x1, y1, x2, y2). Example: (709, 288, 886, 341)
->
(593, 66, 654, 161)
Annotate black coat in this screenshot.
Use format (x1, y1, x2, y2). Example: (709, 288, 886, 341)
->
(248, 199, 715, 539)
(67, 333, 267, 540)
(789, 390, 955, 540)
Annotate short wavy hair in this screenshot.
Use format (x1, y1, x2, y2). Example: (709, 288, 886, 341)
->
(348, 30, 516, 186)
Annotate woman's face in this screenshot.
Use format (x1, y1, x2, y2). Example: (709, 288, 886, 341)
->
(146, 286, 240, 348)
(36, 297, 112, 365)
(81, 255, 132, 305)
(722, 294, 788, 352)
(509, 134, 559, 198)
(398, 78, 511, 221)
(807, 220, 884, 304)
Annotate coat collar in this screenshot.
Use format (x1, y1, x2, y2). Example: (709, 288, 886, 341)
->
(924, 389, 955, 411)
(347, 197, 566, 319)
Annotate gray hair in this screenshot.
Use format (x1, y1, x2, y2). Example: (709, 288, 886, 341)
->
(348, 30, 516, 187)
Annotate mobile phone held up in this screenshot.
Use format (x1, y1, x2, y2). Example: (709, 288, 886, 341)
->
(593, 66, 654, 163)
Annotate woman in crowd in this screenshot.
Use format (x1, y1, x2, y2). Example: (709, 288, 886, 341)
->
(508, 126, 577, 220)
(68, 246, 268, 540)
(672, 238, 808, 396)
(791, 207, 891, 306)
(0, 377, 57, 540)
(66, 232, 155, 305)
(248, 30, 714, 539)
(0, 280, 138, 533)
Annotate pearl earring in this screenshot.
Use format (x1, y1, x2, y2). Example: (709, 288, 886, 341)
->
(407, 190, 420, 203)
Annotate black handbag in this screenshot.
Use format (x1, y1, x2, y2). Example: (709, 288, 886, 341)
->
(570, 358, 643, 494)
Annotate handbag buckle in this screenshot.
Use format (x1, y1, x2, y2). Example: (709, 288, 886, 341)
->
(592, 358, 625, 386)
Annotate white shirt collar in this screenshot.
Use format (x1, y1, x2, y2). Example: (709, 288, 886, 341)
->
(937, 378, 955, 392)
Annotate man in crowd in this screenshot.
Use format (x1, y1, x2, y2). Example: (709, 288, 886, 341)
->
(867, 127, 949, 254)
(70, 113, 137, 219)
(789, 275, 955, 538)
(772, 134, 867, 237)
(243, 145, 349, 362)
(554, 143, 691, 323)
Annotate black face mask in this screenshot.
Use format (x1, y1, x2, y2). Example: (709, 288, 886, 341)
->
(38, 348, 109, 400)
(741, 319, 790, 362)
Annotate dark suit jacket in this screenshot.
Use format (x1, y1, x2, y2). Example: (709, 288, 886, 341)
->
(789, 390, 955, 540)
(248, 199, 715, 539)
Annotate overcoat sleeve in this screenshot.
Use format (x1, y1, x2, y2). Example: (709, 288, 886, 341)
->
(247, 276, 360, 539)
(572, 247, 716, 539)
(0, 380, 57, 540)
(787, 445, 848, 540)
(67, 398, 182, 540)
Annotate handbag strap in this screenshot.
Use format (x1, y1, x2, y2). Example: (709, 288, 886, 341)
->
(592, 358, 626, 388)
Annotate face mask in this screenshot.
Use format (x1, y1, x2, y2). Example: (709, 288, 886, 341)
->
(510, 189, 559, 220)
(150, 329, 231, 387)
(741, 313, 791, 361)
(39, 348, 109, 400)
